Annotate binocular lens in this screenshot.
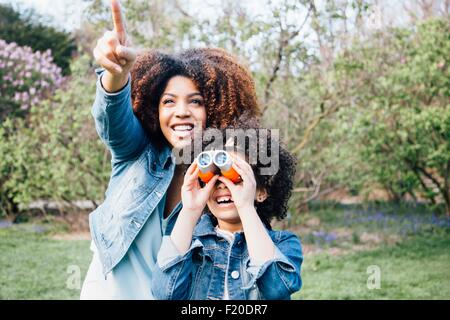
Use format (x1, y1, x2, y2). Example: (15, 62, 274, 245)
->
(196, 150, 241, 183)
(198, 152, 212, 166)
(214, 151, 228, 166)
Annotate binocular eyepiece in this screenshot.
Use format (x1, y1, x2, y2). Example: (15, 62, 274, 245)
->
(197, 150, 241, 183)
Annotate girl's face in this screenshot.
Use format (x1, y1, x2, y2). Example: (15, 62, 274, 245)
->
(206, 152, 267, 232)
(159, 76, 207, 148)
(207, 180, 242, 231)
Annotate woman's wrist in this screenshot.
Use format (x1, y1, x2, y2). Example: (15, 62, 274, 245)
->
(101, 71, 129, 93)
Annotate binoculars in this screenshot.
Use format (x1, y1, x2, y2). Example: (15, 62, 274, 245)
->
(197, 150, 241, 183)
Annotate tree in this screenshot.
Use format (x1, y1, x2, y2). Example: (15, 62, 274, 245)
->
(0, 55, 110, 217)
(334, 18, 450, 215)
(0, 39, 64, 121)
(0, 4, 76, 75)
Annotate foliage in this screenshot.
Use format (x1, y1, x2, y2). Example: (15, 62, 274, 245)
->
(0, 39, 64, 121)
(0, 4, 76, 75)
(0, 55, 110, 217)
(1, 0, 449, 217)
(333, 18, 450, 214)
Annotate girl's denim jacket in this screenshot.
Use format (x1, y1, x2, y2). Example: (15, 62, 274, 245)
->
(151, 214, 303, 300)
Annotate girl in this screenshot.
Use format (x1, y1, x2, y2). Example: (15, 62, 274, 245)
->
(80, 0, 260, 299)
(151, 128, 303, 300)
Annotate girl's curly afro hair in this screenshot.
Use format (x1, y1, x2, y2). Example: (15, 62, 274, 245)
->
(130, 48, 261, 149)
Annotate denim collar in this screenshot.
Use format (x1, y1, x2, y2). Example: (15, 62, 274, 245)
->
(193, 214, 218, 237)
(193, 214, 254, 244)
(157, 143, 173, 169)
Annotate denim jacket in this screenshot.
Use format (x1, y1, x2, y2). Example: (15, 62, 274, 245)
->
(89, 69, 177, 275)
(151, 214, 303, 300)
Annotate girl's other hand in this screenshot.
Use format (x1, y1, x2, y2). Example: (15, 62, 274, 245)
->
(181, 161, 219, 221)
(217, 154, 257, 214)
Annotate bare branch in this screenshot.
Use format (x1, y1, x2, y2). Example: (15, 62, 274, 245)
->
(174, 0, 192, 18)
(262, 5, 312, 112)
(291, 101, 340, 154)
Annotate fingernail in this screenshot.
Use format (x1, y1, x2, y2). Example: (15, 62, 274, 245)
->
(120, 59, 126, 65)
(115, 66, 122, 73)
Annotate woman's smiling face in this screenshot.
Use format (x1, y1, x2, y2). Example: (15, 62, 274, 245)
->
(159, 76, 207, 148)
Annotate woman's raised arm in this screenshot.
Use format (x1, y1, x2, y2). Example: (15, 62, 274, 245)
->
(91, 0, 148, 164)
(94, 0, 135, 92)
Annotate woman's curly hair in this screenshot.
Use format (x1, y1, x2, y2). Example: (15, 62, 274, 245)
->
(130, 48, 261, 148)
(187, 126, 297, 229)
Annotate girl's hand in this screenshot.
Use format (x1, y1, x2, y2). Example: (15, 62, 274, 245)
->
(181, 161, 219, 220)
(217, 155, 257, 213)
(93, 0, 137, 92)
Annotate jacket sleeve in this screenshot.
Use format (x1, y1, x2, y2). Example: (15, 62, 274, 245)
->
(91, 69, 149, 164)
(151, 236, 201, 300)
(243, 231, 303, 300)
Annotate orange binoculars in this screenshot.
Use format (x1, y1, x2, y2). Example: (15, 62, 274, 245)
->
(197, 150, 241, 183)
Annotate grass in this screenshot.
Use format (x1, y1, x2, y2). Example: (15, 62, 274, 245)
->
(289, 202, 450, 299)
(1, 202, 449, 299)
(294, 234, 450, 299)
(0, 224, 91, 299)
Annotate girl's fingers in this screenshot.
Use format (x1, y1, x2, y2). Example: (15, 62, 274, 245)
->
(186, 167, 200, 183)
(203, 175, 219, 193)
(233, 155, 253, 175)
(232, 156, 255, 184)
(104, 31, 120, 50)
(231, 162, 247, 181)
(218, 176, 236, 193)
(185, 161, 197, 177)
(191, 167, 200, 179)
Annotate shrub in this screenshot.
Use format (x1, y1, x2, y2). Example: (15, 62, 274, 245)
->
(0, 39, 64, 121)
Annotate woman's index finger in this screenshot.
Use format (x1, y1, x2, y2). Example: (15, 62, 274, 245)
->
(111, 0, 126, 43)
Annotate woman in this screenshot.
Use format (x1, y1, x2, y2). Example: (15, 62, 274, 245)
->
(80, 0, 260, 299)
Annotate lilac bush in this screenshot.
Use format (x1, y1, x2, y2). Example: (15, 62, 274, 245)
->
(0, 39, 64, 120)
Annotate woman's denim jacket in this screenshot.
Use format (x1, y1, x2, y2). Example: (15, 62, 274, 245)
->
(151, 214, 303, 300)
(89, 69, 177, 276)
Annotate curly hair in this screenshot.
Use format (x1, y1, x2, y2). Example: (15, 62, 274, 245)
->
(130, 48, 261, 149)
(187, 126, 297, 229)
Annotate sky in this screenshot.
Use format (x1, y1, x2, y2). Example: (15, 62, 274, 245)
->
(1, 0, 87, 30)
(0, 0, 429, 33)
(1, 0, 272, 31)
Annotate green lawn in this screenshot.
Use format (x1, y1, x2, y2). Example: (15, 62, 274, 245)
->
(1, 204, 449, 299)
(0, 225, 91, 299)
(294, 234, 450, 299)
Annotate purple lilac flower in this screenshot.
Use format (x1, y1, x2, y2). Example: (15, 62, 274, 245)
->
(0, 39, 64, 111)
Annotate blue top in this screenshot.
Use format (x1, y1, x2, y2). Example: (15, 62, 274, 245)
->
(88, 69, 177, 276)
(82, 68, 182, 299)
(81, 196, 182, 299)
(151, 214, 303, 300)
